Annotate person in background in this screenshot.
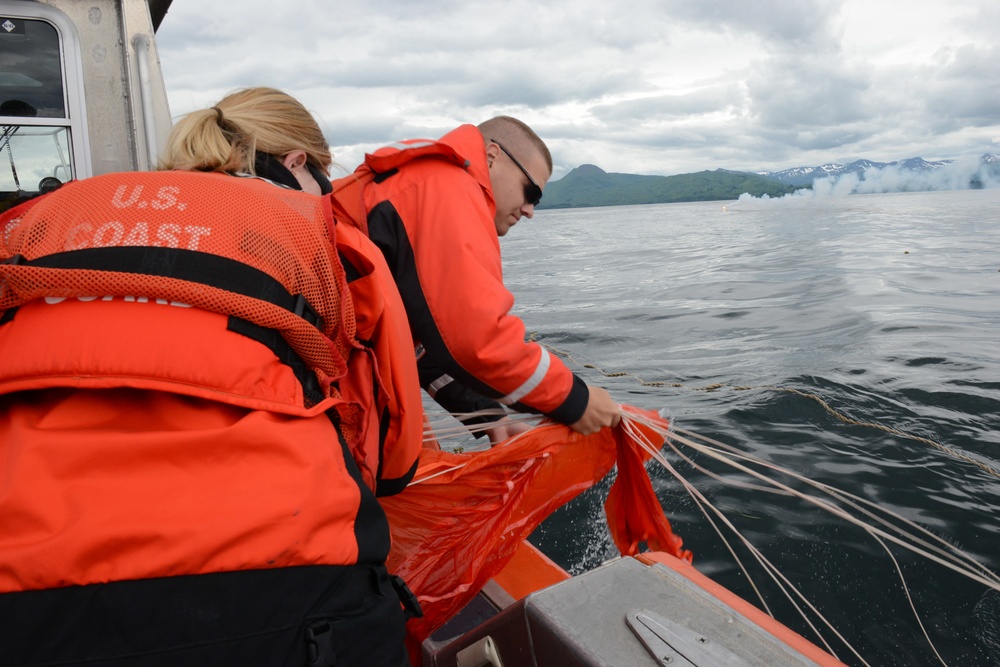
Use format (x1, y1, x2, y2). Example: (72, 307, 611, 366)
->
(339, 116, 621, 443)
(0, 87, 419, 666)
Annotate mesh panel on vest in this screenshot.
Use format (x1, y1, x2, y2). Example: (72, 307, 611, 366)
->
(0, 171, 355, 394)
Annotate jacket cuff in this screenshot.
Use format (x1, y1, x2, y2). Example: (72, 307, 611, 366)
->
(545, 374, 590, 426)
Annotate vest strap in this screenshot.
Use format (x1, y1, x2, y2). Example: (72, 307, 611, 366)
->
(7, 247, 324, 330)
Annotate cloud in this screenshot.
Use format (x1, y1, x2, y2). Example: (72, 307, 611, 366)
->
(746, 57, 872, 129)
(953, 4, 1000, 40)
(154, 0, 1000, 178)
(656, 0, 843, 49)
(590, 85, 744, 122)
(924, 44, 1000, 128)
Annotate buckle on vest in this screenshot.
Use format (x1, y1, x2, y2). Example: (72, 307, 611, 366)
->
(293, 293, 324, 330)
(390, 574, 424, 620)
(371, 167, 399, 183)
(1, 254, 26, 265)
(306, 621, 336, 667)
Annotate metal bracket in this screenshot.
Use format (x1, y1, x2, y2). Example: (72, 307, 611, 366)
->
(626, 609, 753, 667)
(456, 635, 504, 667)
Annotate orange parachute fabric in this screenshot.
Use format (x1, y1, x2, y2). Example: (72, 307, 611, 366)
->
(382, 405, 693, 644)
(606, 419, 691, 558)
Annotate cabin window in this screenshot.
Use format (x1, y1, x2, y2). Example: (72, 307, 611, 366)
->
(1, 11, 82, 212)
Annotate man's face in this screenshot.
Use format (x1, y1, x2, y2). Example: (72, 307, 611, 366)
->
(489, 141, 550, 237)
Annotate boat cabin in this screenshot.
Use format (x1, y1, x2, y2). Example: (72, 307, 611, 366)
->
(1, 0, 172, 213)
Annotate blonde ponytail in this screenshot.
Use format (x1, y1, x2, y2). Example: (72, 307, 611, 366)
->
(160, 87, 332, 175)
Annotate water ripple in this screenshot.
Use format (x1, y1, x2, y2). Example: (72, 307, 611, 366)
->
(511, 191, 1000, 666)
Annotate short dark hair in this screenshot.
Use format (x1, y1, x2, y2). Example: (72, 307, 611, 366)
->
(477, 116, 552, 172)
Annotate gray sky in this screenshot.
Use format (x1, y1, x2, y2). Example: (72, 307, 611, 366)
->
(154, 0, 999, 180)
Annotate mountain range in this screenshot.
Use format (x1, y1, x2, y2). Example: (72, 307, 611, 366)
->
(537, 165, 798, 209)
(538, 153, 1000, 209)
(751, 154, 1000, 187)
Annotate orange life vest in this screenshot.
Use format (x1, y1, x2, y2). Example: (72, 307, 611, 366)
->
(335, 220, 424, 494)
(0, 170, 422, 593)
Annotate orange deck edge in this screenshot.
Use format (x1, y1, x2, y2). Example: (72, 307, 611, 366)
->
(490, 540, 571, 601)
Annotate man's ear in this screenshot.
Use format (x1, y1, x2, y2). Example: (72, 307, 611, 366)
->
(485, 141, 500, 168)
(281, 150, 307, 171)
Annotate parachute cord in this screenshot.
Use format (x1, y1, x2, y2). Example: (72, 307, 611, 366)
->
(422, 408, 540, 452)
(672, 426, 1000, 585)
(410, 417, 550, 484)
(628, 410, 1000, 666)
(625, 412, 1000, 666)
(660, 422, 1000, 592)
(531, 335, 1000, 481)
(620, 416, 863, 664)
(622, 418, 861, 663)
(660, 428, 942, 665)
(616, 420, 775, 616)
(871, 530, 950, 667)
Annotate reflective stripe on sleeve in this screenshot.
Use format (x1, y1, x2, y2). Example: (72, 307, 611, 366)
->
(427, 374, 455, 398)
(498, 346, 551, 406)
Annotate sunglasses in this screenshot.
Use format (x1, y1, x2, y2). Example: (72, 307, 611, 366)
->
(491, 138, 543, 206)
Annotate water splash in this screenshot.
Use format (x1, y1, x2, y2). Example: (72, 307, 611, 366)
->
(973, 589, 1000, 658)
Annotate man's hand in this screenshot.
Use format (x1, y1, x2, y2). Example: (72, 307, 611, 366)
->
(570, 386, 621, 435)
(485, 418, 532, 446)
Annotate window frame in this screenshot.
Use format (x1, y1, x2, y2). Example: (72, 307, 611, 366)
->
(0, 1, 93, 184)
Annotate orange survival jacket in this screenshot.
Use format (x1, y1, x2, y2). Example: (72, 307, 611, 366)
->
(330, 126, 591, 426)
(0, 170, 422, 593)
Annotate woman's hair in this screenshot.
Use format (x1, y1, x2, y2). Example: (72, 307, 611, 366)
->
(159, 87, 332, 175)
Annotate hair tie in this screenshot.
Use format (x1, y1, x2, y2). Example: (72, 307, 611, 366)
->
(211, 106, 238, 139)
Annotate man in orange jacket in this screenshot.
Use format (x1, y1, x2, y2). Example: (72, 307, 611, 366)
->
(346, 116, 621, 443)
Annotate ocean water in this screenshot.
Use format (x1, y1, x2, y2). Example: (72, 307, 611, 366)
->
(500, 188, 1000, 666)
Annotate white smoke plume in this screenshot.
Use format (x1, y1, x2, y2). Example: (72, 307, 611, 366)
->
(735, 156, 1000, 206)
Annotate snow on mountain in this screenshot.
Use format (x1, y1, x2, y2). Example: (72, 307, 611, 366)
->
(755, 154, 1000, 187)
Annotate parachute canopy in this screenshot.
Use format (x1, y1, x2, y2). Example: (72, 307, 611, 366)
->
(382, 406, 692, 642)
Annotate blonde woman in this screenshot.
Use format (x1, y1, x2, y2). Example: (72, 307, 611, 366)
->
(0, 88, 417, 666)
